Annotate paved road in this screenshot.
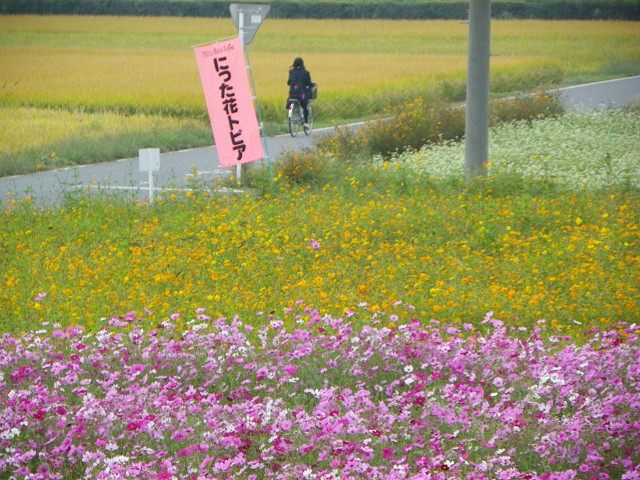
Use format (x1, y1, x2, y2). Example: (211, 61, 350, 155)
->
(1, 76, 638, 208)
(555, 76, 640, 111)
(0, 129, 325, 208)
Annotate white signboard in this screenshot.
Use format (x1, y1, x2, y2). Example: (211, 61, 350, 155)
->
(139, 148, 160, 172)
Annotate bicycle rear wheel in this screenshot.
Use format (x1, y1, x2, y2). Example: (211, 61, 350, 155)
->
(288, 102, 300, 137)
(304, 103, 314, 135)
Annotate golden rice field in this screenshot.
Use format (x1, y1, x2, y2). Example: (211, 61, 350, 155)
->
(1, 16, 638, 111)
(1, 16, 639, 175)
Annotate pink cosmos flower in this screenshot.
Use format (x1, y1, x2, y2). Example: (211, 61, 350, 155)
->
(127, 421, 141, 431)
(1, 306, 637, 479)
(283, 364, 297, 375)
(130, 363, 146, 374)
(34, 292, 47, 302)
(307, 238, 321, 250)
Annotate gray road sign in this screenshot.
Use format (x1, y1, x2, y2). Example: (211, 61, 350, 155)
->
(229, 3, 270, 45)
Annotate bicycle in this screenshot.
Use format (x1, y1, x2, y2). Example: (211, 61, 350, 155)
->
(287, 98, 313, 137)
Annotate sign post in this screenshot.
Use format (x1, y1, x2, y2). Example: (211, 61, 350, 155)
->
(139, 148, 160, 203)
(229, 3, 272, 184)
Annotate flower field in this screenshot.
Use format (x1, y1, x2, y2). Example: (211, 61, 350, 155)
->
(4, 108, 638, 336)
(2, 173, 638, 338)
(390, 109, 640, 190)
(1, 9, 639, 476)
(1, 303, 638, 478)
(1, 105, 639, 477)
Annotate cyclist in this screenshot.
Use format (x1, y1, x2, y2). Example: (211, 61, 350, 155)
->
(287, 57, 314, 128)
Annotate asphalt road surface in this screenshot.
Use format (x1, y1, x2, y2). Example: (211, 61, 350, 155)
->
(1, 76, 638, 208)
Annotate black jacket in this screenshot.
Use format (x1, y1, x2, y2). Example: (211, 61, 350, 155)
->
(288, 67, 313, 99)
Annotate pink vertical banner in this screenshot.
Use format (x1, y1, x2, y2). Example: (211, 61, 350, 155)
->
(194, 37, 264, 167)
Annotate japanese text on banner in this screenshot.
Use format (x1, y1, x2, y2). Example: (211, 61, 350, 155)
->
(194, 37, 264, 167)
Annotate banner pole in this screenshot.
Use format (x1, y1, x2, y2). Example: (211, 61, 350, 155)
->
(236, 12, 245, 185)
(191, 34, 237, 50)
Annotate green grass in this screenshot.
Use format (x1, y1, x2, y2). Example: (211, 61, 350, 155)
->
(0, 106, 212, 176)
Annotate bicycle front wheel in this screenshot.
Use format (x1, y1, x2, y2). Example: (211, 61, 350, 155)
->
(304, 103, 314, 135)
(288, 102, 300, 137)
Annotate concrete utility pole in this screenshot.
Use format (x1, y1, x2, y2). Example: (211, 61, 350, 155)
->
(464, 0, 491, 178)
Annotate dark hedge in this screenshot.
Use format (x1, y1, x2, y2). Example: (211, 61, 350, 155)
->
(1, 0, 638, 20)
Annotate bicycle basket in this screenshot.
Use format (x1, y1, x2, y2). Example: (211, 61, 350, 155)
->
(310, 84, 318, 100)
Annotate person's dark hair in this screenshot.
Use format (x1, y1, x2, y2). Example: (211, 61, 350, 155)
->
(292, 57, 304, 69)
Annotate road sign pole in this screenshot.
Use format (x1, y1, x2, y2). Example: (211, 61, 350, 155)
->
(230, 3, 272, 183)
(242, 46, 272, 183)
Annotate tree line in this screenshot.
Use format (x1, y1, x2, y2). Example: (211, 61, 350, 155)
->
(1, 0, 638, 20)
